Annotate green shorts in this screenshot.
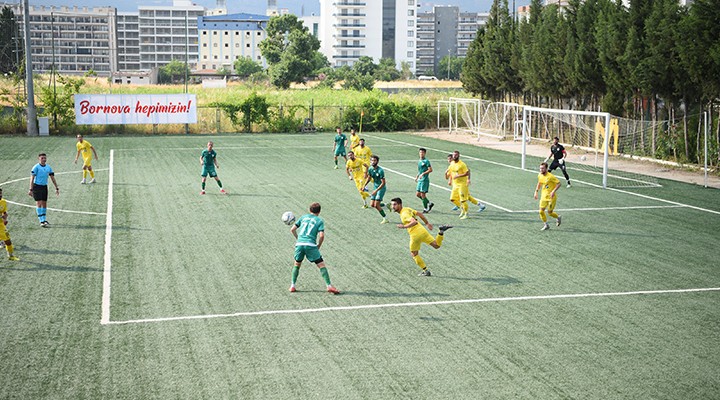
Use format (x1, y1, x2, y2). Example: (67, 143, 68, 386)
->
(416, 179, 429, 193)
(201, 165, 217, 178)
(294, 245, 323, 264)
(334, 147, 346, 157)
(371, 186, 386, 201)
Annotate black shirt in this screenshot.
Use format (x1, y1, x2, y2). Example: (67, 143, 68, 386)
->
(550, 144, 565, 160)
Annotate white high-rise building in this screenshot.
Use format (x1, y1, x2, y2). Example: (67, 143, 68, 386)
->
(138, 0, 205, 70)
(319, 0, 417, 73)
(117, 12, 140, 71)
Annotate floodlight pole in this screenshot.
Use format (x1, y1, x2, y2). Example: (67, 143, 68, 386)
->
(23, 0, 38, 136)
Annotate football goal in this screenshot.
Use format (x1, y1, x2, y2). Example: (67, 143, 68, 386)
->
(521, 106, 661, 189)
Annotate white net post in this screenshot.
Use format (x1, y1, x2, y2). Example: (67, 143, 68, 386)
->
(521, 107, 528, 170)
(603, 113, 610, 189)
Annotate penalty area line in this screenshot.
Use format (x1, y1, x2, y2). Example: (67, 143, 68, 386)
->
(100, 150, 114, 325)
(512, 205, 687, 213)
(103, 287, 720, 325)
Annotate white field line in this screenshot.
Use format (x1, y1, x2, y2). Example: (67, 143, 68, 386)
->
(381, 166, 514, 213)
(104, 287, 720, 325)
(513, 205, 687, 213)
(365, 135, 720, 216)
(111, 144, 406, 151)
(0, 168, 110, 186)
(100, 150, 114, 325)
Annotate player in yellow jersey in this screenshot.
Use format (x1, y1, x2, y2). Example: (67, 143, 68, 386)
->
(391, 197, 452, 276)
(354, 138, 372, 167)
(534, 162, 562, 231)
(345, 151, 370, 208)
(74, 135, 98, 184)
(447, 151, 485, 219)
(349, 128, 361, 151)
(0, 188, 20, 261)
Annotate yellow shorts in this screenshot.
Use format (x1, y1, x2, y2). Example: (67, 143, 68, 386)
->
(409, 229, 435, 252)
(82, 157, 92, 167)
(0, 227, 9, 242)
(353, 177, 365, 192)
(539, 196, 557, 211)
(450, 185, 469, 202)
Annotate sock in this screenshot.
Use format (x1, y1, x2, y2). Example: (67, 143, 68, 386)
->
(89, 170, 95, 178)
(334, 159, 338, 166)
(83, 170, 87, 179)
(412, 255, 426, 270)
(461, 202, 468, 213)
(548, 211, 559, 219)
(6, 244, 13, 255)
(202, 181, 206, 190)
(216, 180, 223, 188)
(41, 208, 47, 223)
(435, 234, 444, 247)
(540, 210, 547, 222)
(379, 209, 386, 217)
(36, 207, 45, 223)
(291, 266, 300, 285)
(422, 198, 429, 208)
(319, 267, 332, 286)
(468, 195, 479, 205)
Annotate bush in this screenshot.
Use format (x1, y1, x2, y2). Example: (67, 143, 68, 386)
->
(342, 98, 434, 132)
(267, 105, 304, 133)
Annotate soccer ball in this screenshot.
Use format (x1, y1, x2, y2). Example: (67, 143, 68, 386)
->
(580, 155, 587, 161)
(281, 211, 295, 225)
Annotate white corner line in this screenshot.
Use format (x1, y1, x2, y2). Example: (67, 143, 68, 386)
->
(103, 287, 720, 326)
(100, 149, 114, 325)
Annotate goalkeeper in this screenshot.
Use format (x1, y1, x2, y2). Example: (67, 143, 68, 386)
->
(546, 137, 571, 188)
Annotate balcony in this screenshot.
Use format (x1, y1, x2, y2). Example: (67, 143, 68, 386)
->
(332, 2, 366, 6)
(332, 54, 361, 59)
(332, 13, 366, 17)
(332, 34, 366, 38)
(333, 44, 365, 48)
(332, 23, 366, 28)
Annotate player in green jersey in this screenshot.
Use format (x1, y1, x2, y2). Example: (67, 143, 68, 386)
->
(415, 148, 434, 213)
(200, 141, 226, 195)
(365, 155, 389, 224)
(333, 126, 348, 169)
(289, 202, 340, 294)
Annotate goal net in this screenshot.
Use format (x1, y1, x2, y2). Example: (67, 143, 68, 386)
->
(438, 98, 492, 137)
(521, 106, 661, 189)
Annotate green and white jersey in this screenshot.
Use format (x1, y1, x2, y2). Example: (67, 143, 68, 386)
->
(334, 133, 347, 148)
(201, 149, 216, 166)
(294, 214, 325, 247)
(417, 158, 431, 181)
(367, 165, 385, 188)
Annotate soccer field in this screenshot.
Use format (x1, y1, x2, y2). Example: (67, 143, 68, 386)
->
(0, 132, 719, 399)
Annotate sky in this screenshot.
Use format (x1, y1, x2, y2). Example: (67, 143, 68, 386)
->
(25, 0, 528, 15)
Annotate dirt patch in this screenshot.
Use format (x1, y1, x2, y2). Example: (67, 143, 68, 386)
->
(409, 130, 720, 189)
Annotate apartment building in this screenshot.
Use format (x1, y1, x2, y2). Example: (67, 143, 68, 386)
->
(12, 5, 116, 76)
(138, 0, 205, 70)
(117, 12, 140, 71)
(197, 13, 269, 71)
(319, 0, 418, 73)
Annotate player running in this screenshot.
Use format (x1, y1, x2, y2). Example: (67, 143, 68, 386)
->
(534, 162, 562, 231)
(415, 148, 434, 213)
(365, 155, 389, 224)
(29, 153, 59, 227)
(355, 138, 372, 167)
(74, 135, 98, 184)
(345, 151, 370, 208)
(0, 188, 20, 261)
(349, 128, 360, 151)
(289, 202, 340, 294)
(447, 151, 485, 219)
(391, 197, 452, 276)
(546, 137, 571, 188)
(332, 126, 348, 169)
(200, 141, 226, 195)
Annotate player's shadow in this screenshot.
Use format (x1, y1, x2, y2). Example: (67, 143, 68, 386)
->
(1, 261, 101, 273)
(341, 290, 450, 298)
(555, 228, 660, 238)
(12, 244, 81, 256)
(437, 275, 522, 285)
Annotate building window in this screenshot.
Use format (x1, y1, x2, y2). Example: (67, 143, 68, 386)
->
(235, 43, 240, 47)
(408, 10, 414, 16)
(408, 41, 414, 47)
(257, 56, 261, 60)
(408, 61, 414, 68)
(257, 32, 261, 36)
(246, 43, 250, 48)
(224, 31, 228, 35)
(408, 20, 414, 27)
(408, 30, 414, 37)
(225, 55, 229, 59)
(235, 32, 239, 35)
(202, 64, 206, 69)
(214, 55, 218, 59)
(203, 55, 207, 59)
(203, 43, 207, 47)
(407, 51, 413, 57)
(225, 43, 229, 47)
(408, 0, 414, 5)
(212, 64, 216, 69)
(202, 31, 207, 35)
(213, 31, 217, 35)
(213, 43, 217, 47)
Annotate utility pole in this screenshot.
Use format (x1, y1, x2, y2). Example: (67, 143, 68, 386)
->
(51, 12, 57, 130)
(23, 0, 38, 136)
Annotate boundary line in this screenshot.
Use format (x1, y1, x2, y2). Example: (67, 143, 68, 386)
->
(100, 149, 114, 325)
(111, 144, 406, 151)
(104, 287, 720, 325)
(365, 134, 720, 216)
(512, 205, 686, 213)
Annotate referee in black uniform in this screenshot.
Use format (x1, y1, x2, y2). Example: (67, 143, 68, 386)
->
(546, 137, 571, 188)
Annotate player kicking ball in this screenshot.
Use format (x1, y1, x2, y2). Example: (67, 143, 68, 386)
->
(391, 197, 452, 277)
(289, 202, 340, 294)
(534, 162, 562, 231)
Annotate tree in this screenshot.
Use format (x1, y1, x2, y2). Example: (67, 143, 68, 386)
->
(438, 55, 464, 80)
(461, 28, 489, 96)
(595, 0, 629, 115)
(481, 0, 519, 100)
(399, 61, 413, 80)
(0, 6, 20, 74)
(259, 14, 321, 89)
(158, 60, 190, 84)
(234, 57, 263, 78)
(353, 56, 377, 76)
(341, 70, 375, 91)
(375, 58, 401, 81)
(217, 66, 232, 77)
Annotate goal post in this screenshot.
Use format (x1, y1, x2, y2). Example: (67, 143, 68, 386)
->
(522, 106, 612, 188)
